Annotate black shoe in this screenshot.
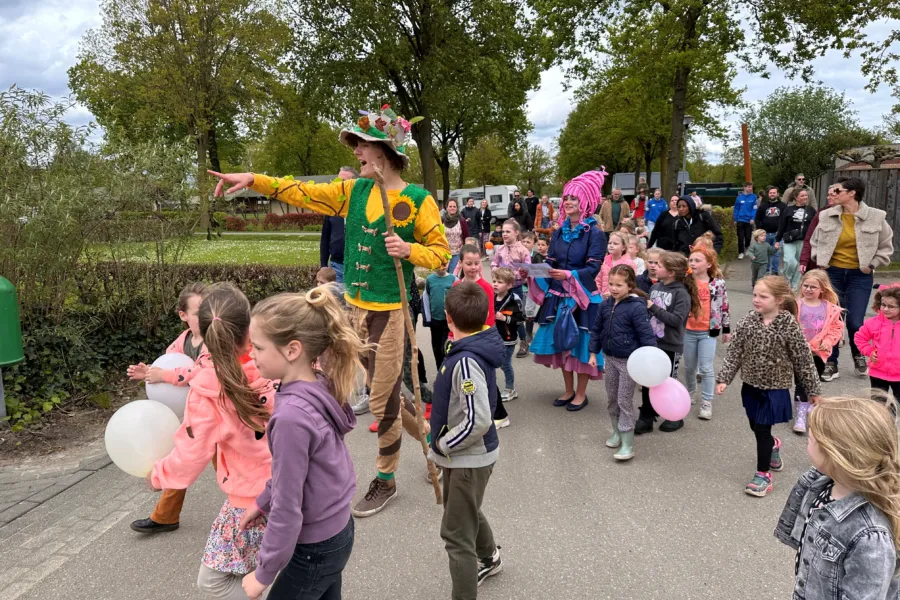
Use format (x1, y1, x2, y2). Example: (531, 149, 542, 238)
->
(854, 355, 868, 377)
(130, 518, 179, 534)
(659, 419, 684, 432)
(634, 418, 654, 435)
(566, 397, 589, 412)
(553, 393, 576, 407)
(821, 362, 838, 381)
(477, 547, 502, 586)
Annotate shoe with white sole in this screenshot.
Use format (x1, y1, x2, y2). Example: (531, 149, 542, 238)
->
(494, 417, 510, 429)
(698, 400, 712, 420)
(352, 387, 371, 415)
(477, 547, 503, 586)
(501, 388, 517, 402)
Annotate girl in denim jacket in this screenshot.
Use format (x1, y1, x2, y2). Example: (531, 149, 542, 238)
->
(775, 395, 900, 600)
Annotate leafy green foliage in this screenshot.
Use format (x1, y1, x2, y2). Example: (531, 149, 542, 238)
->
(709, 206, 738, 262)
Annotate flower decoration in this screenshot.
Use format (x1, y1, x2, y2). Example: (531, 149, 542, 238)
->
(388, 194, 417, 228)
(351, 104, 424, 153)
(358, 115, 370, 130)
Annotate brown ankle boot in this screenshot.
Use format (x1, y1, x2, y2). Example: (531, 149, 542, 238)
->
(516, 339, 528, 358)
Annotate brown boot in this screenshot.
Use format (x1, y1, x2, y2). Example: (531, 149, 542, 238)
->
(516, 339, 529, 358)
(351, 477, 398, 517)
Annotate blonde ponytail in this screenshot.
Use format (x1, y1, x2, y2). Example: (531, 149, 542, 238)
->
(252, 285, 367, 405)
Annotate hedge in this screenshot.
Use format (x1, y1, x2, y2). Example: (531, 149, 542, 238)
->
(223, 212, 324, 231)
(709, 206, 738, 262)
(3, 262, 318, 431)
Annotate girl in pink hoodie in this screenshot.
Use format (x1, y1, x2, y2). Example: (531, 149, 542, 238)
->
(150, 283, 276, 600)
(238, 285, 362, 600)
(596, 232, 637, 297)
(128, 283, 209, 534)
(855, 285, 900, 400)
(793, 270, 843, 433)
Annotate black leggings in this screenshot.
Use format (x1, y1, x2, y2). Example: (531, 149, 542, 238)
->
(749, 419, 774, 473)
(639, 349, 680, 421)
(493, 386, 508, 420)
(795, 355, 825, 403)
(870, 376, 900, 404)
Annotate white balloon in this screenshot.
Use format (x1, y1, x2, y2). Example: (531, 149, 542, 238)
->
(104, 400, 181, 478)
(626, 346, 672, 388)
(145, 353, 195, 421)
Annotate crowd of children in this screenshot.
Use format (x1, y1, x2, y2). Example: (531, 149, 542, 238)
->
(123, 214, 900, 600)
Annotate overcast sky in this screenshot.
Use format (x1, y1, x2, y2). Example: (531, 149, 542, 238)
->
(2, 0, 896, 162)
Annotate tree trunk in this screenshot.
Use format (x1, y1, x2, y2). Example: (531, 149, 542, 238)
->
(633, 154, 641, 197)
(413, 114, 438, 196)
(196, 130, 210, 234)
(644, 145, 653, 191)
(664, 65, 690, 197)
(435, 148, 451, 207)
(456, 148, 467, 188)
(207, 126, 221, 174)
(660, 145, 668, 196)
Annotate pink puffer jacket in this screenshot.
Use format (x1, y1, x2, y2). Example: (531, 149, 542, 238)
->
(151, 354, 276, 508)
(855, 312, 900, 381)
(806, 301, 844, 361)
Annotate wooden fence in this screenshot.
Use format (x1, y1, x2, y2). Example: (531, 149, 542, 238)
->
(810, 168, 900, 259)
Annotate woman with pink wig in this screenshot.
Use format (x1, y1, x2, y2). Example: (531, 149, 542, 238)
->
(529, 169, 609, 411)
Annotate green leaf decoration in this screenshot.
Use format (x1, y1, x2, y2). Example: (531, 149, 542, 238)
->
(338, 194, 347, 202)
(270, 180, 279, 189)
(384, 108, 398, 120)
(304, 196, 311, 203)
(284, 174, 295, 181)
(409, 116, 424, 125)
(439, 223, 445, 234)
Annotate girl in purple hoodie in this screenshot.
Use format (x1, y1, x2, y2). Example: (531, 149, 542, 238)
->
(240, 285, 364, 600)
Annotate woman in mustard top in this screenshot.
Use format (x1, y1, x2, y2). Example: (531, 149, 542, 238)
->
(810, 177, 894, 381)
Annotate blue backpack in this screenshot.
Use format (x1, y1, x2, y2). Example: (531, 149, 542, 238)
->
(553, 298, 579, 351)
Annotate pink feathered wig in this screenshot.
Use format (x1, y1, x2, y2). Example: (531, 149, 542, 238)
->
(558, 167, 608, 226)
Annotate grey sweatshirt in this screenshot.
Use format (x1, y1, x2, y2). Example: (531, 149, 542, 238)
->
(647, 280, 691, 353)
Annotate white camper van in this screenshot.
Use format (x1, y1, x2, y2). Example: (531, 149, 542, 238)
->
(447, 185, 519, 222)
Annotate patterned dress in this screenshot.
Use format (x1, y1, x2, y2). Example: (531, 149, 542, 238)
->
(202, 499, 268, 574)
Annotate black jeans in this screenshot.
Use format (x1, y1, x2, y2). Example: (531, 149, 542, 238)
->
(735, 221, 753, 254)
(795, 355, 825, 403)
(268, 517, 355, 600)
(749, 420, 774, 473)
(430, 319, 450, 371)
(639, 349, 680, 421)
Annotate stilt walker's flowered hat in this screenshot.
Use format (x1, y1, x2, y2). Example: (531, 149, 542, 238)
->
(339, 104, 422, 169)
(558, 167, 609, 226)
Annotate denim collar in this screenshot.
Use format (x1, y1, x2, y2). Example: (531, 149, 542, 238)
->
(824, 492, 869, 522)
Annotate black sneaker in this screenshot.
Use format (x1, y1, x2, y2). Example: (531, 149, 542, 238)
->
(634, 418, 654, 435)
(659, 419, 684, 432)
(477, 546, 503, 586)
(130, 518, 179, 534)
(821, 362, 839, 382)
(854, 355, 868, 377)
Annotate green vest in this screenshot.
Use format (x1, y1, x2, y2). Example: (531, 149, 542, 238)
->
(344, 179, 429, 304)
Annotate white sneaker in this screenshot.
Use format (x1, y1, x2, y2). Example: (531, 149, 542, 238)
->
(494, 417, 510, 429)
(699, 400, 712, 420)
(738, 253, 744, 259)
(501, 388, 517, 402)
(352, 389, 371, 415)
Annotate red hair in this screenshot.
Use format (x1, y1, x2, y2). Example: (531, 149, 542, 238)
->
(688, 245, 722, 279)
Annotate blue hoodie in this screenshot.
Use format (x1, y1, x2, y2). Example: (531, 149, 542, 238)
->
(645, 197, 668, 224)
(429, 327, 504, 469)
(733, 192, 757, 223)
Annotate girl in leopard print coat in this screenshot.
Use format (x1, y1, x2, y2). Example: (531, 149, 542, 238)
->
(716, 276, 821, 498)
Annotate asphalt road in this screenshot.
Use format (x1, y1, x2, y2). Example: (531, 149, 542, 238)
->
(8, 259, 883, 600)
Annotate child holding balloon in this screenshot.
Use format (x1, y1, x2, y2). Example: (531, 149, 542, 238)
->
(150, 283, 276, 599)
(716, 276, 821, 497)
(635, 252, 698, 435)
(237, 286, 362, 600)
(588, 264, 656, 461)
(683, 247, 731, 421)
(128, 282, 208, 535)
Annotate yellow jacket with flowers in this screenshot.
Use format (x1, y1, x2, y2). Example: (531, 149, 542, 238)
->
(250, 174, 449, 312)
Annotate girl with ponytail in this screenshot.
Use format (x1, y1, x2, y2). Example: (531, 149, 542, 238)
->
(776, 394, 900, 599)
(239, 285, 365, 599)
(150, 283, 276, 600)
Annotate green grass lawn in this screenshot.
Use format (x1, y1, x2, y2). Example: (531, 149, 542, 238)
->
(94, 237, 319, 266)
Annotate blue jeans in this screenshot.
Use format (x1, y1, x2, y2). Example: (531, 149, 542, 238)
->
(330, 261, 344, 283)
(826, 266, 874, 362)
(501, 344, 516, 389)
(448, 254, 460, 275)
(683, 329, 716, 402)
(510, 285, 527, 341)
(268, 517, 354, 600)
(765, 232, 781, 274)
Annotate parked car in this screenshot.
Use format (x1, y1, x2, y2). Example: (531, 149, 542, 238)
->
(447, 185, 519, 221)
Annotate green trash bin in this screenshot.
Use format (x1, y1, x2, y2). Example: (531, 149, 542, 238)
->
(0, 276, 24, 419)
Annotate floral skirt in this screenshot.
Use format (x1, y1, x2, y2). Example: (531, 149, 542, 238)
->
(202, 499, 268, 575)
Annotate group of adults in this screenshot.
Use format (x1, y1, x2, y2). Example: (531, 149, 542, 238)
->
(733, 173, 894, 382)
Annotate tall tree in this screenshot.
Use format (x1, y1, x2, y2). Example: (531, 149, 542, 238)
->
(286, 0, 541, 196)
(516, 143, 555, 193)
(69, 0, 289, 230)
(742, 86, 883, 192)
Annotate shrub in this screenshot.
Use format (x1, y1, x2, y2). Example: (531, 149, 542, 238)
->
(709, 206, 738, 262)
(261, 212, 324, 230)
(303, 224, 323, 232)
(225, 215, 248, 231)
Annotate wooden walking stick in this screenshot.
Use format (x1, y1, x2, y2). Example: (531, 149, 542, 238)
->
(373, 166, 442, 504)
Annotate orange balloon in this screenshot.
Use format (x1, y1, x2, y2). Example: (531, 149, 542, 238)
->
(485, 242, 494, 249)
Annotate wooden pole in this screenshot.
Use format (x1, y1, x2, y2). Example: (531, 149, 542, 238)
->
(373, 167, 442, 504)
(741, 123, 753, 183)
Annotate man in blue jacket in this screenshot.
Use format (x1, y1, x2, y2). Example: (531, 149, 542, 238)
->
(733, 182, 757, 259)
(644, 189, 668, 235)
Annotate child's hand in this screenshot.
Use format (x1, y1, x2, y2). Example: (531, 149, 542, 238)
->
(240, 504, 265, 530)
(723, 333, 732, 344)
(818, 340, 830, 352)
(588, 354, 597, 368)
(715, 383, 727, 395)
(872, 349, 879, 362)
(809, 395, 822, 405)
(241, 571, 268, 600)
(495, 312, 505, 322)
(127, 362, 148, 380)
(145, 367, 164, 384)
(647, 299, 654, 309)
(145, 472, 160, 492)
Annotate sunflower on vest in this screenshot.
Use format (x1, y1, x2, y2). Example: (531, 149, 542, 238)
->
(235, 104, 450, 518)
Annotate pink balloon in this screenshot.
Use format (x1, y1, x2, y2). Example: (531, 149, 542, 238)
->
(649, 377, 691, 421)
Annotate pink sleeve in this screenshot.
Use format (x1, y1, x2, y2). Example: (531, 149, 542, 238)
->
(854, 318, 876, 358)
(151, 392, 218, 490)
(820, 305, 844, 351)
(490, 247, 501, 268)
(596, 260, 609, 295)
(161, 365, 199, 386)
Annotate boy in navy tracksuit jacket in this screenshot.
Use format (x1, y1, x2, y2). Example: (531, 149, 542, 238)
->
(429, 282, 504, 598)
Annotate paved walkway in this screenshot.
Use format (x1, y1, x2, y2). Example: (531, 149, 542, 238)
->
(0, 258, 893, 600)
